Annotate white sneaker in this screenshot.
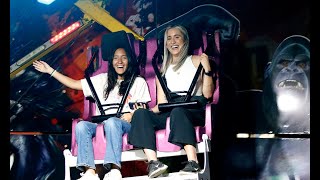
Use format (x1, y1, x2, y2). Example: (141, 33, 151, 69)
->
(77, 171, 99, 180)
(103, 169, 122, 180)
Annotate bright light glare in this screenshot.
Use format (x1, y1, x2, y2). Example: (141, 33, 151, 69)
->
(277, 94, 300, 112)
(37, 0, 55, 5)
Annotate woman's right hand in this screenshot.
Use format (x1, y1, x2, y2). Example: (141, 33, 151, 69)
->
(151, 104, 160, 113)
(33, 60, 54, 74)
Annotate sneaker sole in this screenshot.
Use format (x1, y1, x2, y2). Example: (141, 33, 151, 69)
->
(149, 164, 168, 178)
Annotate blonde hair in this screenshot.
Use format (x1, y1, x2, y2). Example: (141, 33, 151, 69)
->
(161, 25, 189, 75)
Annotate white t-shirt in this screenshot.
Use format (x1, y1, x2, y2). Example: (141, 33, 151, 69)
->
(81, 73, 151, 115)
(165, 55, 202, 96)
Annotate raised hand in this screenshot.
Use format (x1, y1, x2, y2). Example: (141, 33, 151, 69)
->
(33, 60, 54, 74)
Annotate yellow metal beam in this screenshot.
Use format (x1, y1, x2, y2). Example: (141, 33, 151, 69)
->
(75, 0, 144, 41)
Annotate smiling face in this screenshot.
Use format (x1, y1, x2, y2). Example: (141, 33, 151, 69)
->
(112, 48, 129, 79)
(166, 27, 186, 59)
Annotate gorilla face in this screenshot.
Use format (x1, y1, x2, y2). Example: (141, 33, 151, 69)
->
(270, 36, 310, 113)
(263, 35, 310, 133)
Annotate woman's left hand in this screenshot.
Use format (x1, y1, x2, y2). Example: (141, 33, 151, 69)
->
(199, 53, 211, 72)
(121, 112, 133, 123)
(133, 102, 147, 110)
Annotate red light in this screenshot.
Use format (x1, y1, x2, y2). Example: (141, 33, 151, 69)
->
(51, 118, 58, 125)
(50, 21, 81, 44)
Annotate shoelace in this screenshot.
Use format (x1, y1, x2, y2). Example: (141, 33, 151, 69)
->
(147, 160, 158, 172)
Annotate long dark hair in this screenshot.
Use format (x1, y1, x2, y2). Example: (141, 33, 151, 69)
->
(104, 48, 138, 99)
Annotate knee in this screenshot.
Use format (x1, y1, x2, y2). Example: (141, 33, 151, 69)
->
(103, 117, 119, 129)
(170, 107, 189, 124)
(171, 107, 185, 116)
(131, 109, 149, 123)
(75, 121, 88, 133)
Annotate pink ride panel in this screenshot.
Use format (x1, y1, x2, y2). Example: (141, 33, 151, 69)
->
(71, 31, 220, 160)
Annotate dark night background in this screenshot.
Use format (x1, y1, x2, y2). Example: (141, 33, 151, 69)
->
(9, 0, 310, 179)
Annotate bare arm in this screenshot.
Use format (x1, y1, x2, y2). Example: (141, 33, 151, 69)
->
(33, 60, 83, 90)
(193, 54, 215, 99)
(200, 53, 215, 99)
(151, 77, 168, 113)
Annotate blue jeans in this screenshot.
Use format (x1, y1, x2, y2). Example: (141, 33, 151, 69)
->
(75, 117, 131, 171)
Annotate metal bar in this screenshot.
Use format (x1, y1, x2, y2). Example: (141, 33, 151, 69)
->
(10, 131, 70, 135)
(184, 64, 202, 101)
(116, 73, 137, 117)
(84, 48, 106, 115)
(75, 0, 144, 41)
(151, 49, 172, 101)
(10, 19, 94, 79)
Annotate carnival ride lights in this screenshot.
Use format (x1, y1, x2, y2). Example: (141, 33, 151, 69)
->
(50, 22, 81, 44)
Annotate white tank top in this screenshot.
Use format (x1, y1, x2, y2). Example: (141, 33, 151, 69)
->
(165, 55, 202, 96)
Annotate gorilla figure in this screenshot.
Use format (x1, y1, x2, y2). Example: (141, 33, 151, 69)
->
(262, 35, 310, 133)
(259, 35, 310, 179)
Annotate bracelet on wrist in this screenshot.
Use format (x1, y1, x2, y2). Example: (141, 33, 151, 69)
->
(204, 70, 213, 76)
(50, 69, 56, 77)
